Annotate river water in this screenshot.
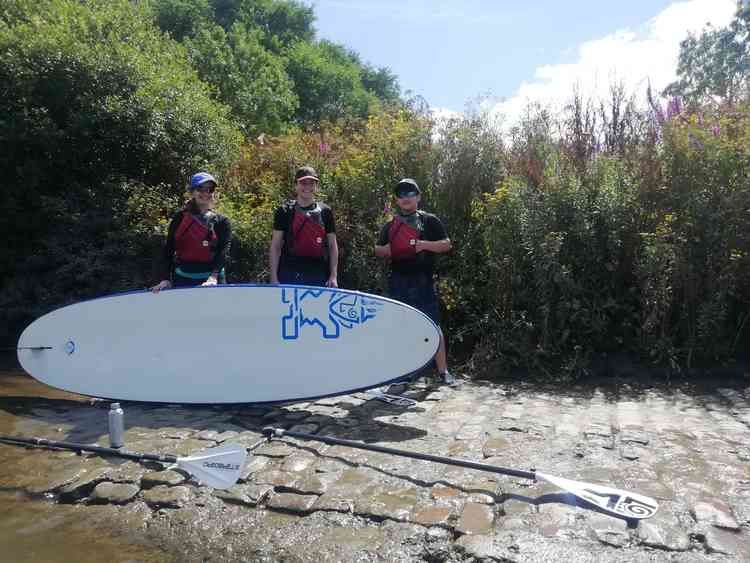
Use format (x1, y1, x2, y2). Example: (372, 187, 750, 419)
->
(0, 370, 172, 563)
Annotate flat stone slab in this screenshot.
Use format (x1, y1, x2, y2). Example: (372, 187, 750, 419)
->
(215, 484, 272, 507)
(411, 505, 452, 526)
(90, 482, 140, 505)
(266, 492, 318, 513)
(455, 503, 494, 535)
(637, 521, 690, 551)
(692, 499, 740, 530)
(143, 485, 191, 508)
(141, 469, 186, 488)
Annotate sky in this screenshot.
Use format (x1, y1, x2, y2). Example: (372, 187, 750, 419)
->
(311, 0, 738, 123)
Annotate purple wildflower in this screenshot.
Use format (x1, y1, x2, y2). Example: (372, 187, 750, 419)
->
(688, 133, 703, 150)
(666, 97, 682, 119)
(318, 142, 330, 154)
(711, 124, 721, 137)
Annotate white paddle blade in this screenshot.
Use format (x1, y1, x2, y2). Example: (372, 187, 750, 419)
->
(177, 443, 247, 489)
(536, 471, 658, 519)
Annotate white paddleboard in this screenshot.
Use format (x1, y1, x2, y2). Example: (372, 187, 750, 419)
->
(17, 285, 440, 404)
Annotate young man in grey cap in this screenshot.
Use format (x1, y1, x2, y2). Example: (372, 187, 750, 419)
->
(375, 178, 457, 386)
(269, 166, 339, 287)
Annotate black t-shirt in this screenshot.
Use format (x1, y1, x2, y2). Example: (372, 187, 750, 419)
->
(273, 201, 335, 270)
(378, 211, 448, 276)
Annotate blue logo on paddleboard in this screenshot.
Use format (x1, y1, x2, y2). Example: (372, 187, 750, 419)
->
(281, 288, 382, 340)
(65, 340, 75, 355)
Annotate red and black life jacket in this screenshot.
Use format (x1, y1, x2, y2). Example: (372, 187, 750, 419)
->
(285, 202, 327, 259)
(174, 211, 218, 263)
(389, 212, 424, 261)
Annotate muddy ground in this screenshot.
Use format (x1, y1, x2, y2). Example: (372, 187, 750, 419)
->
(1, 369, 749, 562)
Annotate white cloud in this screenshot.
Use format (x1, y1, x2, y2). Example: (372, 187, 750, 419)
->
(489, 0, 737, 127)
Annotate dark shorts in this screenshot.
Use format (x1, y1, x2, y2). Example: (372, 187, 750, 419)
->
(278, 263, 327, 287)
(388, 272, 440, 322)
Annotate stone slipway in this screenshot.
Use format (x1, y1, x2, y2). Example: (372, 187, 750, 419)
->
(1, 375, 749, 562)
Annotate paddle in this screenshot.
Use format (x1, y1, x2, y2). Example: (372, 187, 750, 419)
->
(0, 435, 246, 490)
(263, 427, 658, 520)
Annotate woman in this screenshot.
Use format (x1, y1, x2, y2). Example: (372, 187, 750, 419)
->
(152, 172, 232, 292)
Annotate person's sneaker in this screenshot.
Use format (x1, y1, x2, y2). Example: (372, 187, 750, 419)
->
(440, 371, 458, 387)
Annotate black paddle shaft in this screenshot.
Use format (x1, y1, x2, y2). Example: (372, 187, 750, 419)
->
(264, 428, 536, 481)
(0, 436, 178, 463)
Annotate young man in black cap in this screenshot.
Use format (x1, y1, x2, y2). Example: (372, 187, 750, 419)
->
(375, 178, 457, 386)
(269, 166, 339, 287)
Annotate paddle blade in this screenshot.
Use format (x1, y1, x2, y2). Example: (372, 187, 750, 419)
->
(177, 443, 247, 489)
(536, 471, 658, 519)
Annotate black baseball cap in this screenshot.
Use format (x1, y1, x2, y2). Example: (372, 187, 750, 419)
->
(295, 166, 319, 182)
(394, 178, 420, 197)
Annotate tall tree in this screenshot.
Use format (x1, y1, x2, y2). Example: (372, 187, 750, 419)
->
(664, 2, 750, 106)
(285, 40, 377, 125)
(210, 0, 314, 51)
(184, 22, 298, 134)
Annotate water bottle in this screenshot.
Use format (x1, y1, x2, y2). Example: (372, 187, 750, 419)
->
(108, 402, 124, 448)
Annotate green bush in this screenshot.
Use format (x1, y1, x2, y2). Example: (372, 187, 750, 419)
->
(0, 0, 241, 343)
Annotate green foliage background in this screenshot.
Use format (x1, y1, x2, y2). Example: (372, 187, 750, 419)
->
(1, 0, 749, 380)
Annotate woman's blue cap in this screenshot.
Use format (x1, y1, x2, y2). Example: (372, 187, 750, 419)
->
(189, 172, 217, 190)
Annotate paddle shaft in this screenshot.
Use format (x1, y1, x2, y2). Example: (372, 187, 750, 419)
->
(0, 435, 177, 463)
(265, 428, 536, 480)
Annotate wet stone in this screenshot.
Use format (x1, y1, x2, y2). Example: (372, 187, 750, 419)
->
(704, 526, 750, 557)
(291, 472, 337, 495)
(620, 429, 650, 445)
(355, 487, 418, 522)
(620, 445, 648, 460)
(90, 482, 140, 505)
(631, 479, 674, 500)
(312, 494, 354, 513)
(141, 469, 186, 488)
(58, 466, 110, 499)
(456, 424, 485, 440)
(215, 484, 272, 507)
(692, 499, 740, 530)
(239, 455, 269, 482)
(288, 423, 319, 434)
(411, 505, 452, 526)
(325, 468, 373, 496)
(253, 469, 299, 488)
(455, 502, 494, 535)
(430, 484, 462, 508)
(587, 514, 630, 547)
(312, 396, 342, 407)
(454, 534, 500, 560)
(143, 485, 191, 508)
(482, 436, 510, 457)
(280, 453, 316, 472)
(266, 491, 318, 513)
(637, 521, 690, 551)
(278, 411, 309, 421)
(104, 460, 148, 483)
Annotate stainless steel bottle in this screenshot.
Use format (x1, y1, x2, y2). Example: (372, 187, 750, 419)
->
(108, 402, 124, 448)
